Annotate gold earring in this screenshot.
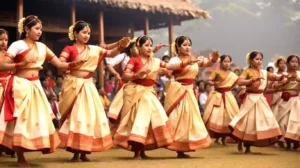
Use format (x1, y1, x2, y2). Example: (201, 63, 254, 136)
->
(26, 32, 28, 37)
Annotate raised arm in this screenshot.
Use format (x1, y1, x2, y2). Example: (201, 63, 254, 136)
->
(198, 51, 219, 67)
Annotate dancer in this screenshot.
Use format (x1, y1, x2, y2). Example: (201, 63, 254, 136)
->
(58, 20, 130, 162)
(0, 15, 85, 167)
(276, 55, 300, 150)
(203, 54, 239, 146)
(112, 35, 199, 159)
(229, 50, 285, 154)
(0, 28, 15, 158)
(164, 36, 218, 158)
(268, 56, 286, 148)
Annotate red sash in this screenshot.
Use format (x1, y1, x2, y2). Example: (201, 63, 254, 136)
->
(177, 79, 194, 85)
(215, 88, 231, 108)
(238, 90, 264, 104)
(133, 79, 155, 86)
(4, 76, 39, 121)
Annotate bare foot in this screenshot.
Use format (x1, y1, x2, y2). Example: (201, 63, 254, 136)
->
(221, 137, 226, 146)
(80, 154, 91, 162)
(70, 153, 80, 162)
(177, 152, 191, 158)
(214, 138, 221, 145)
(140, 151, 148, 159)
(17, 161, 30, 168)
(133, 150, 142, 160)
(244, 147, 252, 154)
(293, 142, 299, 150)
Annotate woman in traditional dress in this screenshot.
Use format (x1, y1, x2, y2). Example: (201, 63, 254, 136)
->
(111, 35, 199, 159)
(0, 28, 16, 158)
(58, 21, 130, 162)
(107, 40, 167, 128)
(0, 15, 85, 168)
(275, 55, 300, 150)
(268, 57, 286, 148)
(229, 50, 286, 154)
(164, 36, 219, 158)
(203, 55, 240, 147)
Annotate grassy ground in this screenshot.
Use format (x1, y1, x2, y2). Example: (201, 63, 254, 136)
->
(0, 143, 299, 168)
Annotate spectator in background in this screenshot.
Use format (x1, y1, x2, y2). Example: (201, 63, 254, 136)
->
(40, 76, 56, 101)
(196, 80, 205, 101)
(199, 83, 212, 116)
(105, 74, 116, 101)
(154, 83, 165, 105)
(266, 66, 274, 73)
(50, 94, 61, 129)
(158, 55, 171, 92)
(233, 68, 241, 76)
(45, 69, 56, 88)
(53, 75, 63, 97)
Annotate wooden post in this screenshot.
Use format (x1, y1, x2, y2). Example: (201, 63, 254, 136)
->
(168, 18, 174, 57)
(98, 11, 105, 87)
(144, 17, 149, 36)
(17, 0, 23, 38)
(71, 0, 76, 24)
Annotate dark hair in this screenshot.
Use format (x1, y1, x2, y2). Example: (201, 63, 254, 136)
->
(196, 80, 205, 86)
(276, 58, 285, 67)
(40, 76, 46, 82)
(266, 66, 273, 72)
(108, 74, 115, 80)
(220, 54, 232, 63)
(162, 55, 170, 61)
(0, 28, 8, 36)
(248, 51, 263, 67)
(122, 42, 136, 57)
(72, 21, 91, 43)
(204, 82, 210, 89)
(287, 54, 299, 64)
(56, 75, 63, 79)
(20, 15, 42, 39)
(174, 36, 192, 54)
(136, 36, 153, 47)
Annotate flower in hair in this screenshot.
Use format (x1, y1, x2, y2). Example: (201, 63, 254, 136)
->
(18, 17, 25, 34)
(68, 25, 75, 41)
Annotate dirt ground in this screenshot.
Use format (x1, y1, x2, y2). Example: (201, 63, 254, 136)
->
(0, 143, 299, 168)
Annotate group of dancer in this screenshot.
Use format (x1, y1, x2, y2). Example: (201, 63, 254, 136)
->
(0, 15, 299, 168)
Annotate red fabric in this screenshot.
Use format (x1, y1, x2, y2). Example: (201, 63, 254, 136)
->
(127, 57, 145, 72)
(116, 80, 125, 92)
(47, 77, 55, 87)
(14, 48, 31, 63)
(263, 93, 272, 107)
(215, 88, 231, 108)
(177, 79, 194, 85)
(52, 102, 58, 117)
(134, 79, 155, 86)
(62, 46, 79, 61)
(0, 72, 10, 77)
(105, 81, 114, 94)
(238, 90, 264, 104)
(4, 76, 39, 121)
